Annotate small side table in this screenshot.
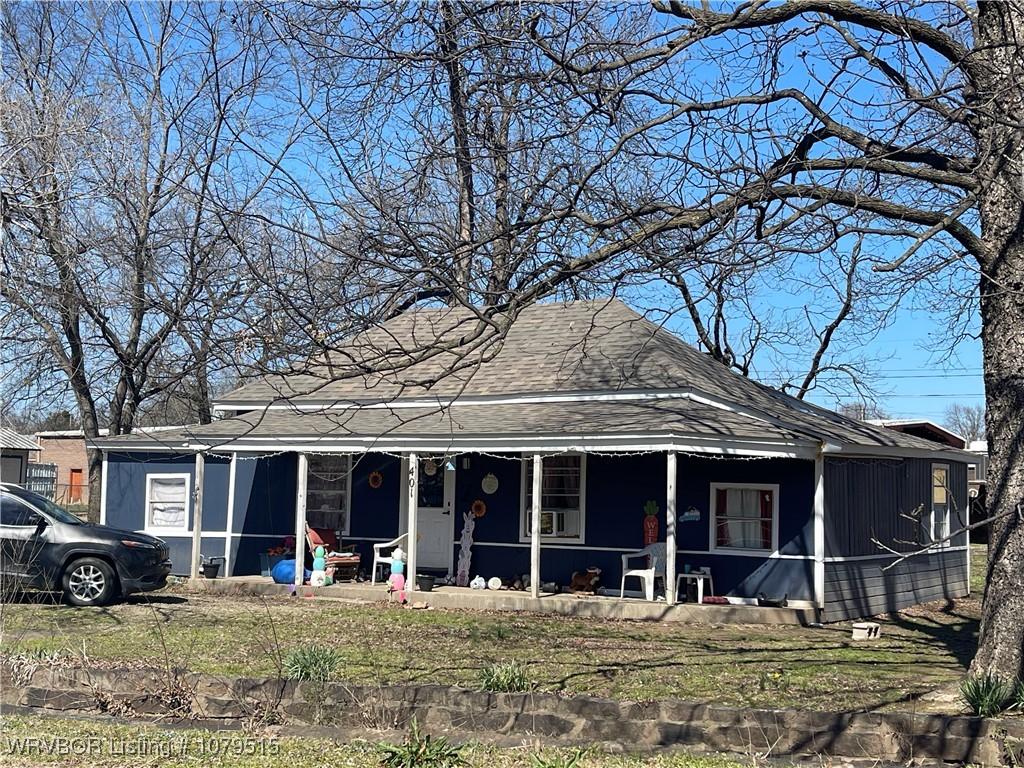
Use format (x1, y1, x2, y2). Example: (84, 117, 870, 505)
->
(676, 571, 714, 604)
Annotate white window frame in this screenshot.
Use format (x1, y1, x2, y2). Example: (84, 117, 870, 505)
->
(519, 453, 586, 544)
(709, 482, 780, 554)
(305, 453, 353, 536)
(931, 463, 951, 546)
(144, 473, 191, 535)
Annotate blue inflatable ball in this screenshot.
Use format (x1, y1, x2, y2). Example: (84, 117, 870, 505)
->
(271, 558, 311, 585)
(390, 560, 405, 575)
(312, 556, 327, 571)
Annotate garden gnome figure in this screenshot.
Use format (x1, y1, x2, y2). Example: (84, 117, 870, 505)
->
(388, 546, 407, 604)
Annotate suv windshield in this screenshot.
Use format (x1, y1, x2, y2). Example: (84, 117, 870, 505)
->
(4, 486, 84, 526)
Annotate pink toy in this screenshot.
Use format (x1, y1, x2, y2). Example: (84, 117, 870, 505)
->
(388, 573, 406, 604)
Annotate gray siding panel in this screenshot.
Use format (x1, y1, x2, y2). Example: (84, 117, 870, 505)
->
(823, 457, 969, 621)
(824, 550, 969, 621)
(824, 457, 969, 557)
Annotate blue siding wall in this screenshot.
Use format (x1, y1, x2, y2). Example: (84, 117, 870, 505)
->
(345, 454, 403, 565)
(229, 453, 298, 575)
(105, 452, 297, 577)
(451, 453, 815, 600)
(105, 451, 229, 576)
(104, 449, 815, 598)
(107, 452, 194, 531)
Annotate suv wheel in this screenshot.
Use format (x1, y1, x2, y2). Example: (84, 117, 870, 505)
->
(62, 558, 117, 607)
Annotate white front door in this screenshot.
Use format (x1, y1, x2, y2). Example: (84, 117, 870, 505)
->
(415, 458, 454, 572)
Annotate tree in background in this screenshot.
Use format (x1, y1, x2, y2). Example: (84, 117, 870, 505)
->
(535, 0, 1021, 680)
(946, 403, 986, 445)
(0, 3, 283, 517)
(838, 403, 890, 422)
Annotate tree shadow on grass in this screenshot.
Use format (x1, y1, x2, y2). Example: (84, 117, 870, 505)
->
(882, 598, 979, 670)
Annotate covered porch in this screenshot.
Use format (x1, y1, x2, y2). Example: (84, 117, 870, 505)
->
(183, 436, 823, 611)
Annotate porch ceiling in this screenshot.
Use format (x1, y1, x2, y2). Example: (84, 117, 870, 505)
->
(91, 399, 816, 456)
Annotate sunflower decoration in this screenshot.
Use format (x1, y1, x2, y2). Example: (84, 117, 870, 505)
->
(471, 499, 487, 518)
(368, 471, 383, 489)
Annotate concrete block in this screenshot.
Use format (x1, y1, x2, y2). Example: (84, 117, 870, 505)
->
(21, 687, 95, 711)
(195, 695, 246, 718)
(559, 696, 621, 719)
(510, 712, 578, 738)
(618, 700, 660, 721)
(653, 721, 708, 746)
(583, 718, 648, 743)
(659, 700, 709, 722)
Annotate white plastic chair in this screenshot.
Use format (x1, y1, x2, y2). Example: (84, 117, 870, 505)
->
(620, 542, 667, 601)
(371, 533, 409, 584)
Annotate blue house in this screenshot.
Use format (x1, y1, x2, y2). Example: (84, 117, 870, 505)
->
(93, 300, 972, 620)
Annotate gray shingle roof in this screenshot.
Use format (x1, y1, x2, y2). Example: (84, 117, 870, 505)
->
(95, 399, 810, 451)
(199, 298, 955, 454)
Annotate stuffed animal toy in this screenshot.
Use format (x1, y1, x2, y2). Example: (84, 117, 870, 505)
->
(569, 566, 602, 594)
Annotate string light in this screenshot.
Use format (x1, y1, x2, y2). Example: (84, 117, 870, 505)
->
(108, 445, 781, 465)
(105, 445, 916, 483)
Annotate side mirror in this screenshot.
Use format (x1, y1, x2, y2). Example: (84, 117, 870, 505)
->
(32, 515, 48, 532)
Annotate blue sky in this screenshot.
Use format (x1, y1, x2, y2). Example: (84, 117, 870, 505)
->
(836, 307, 984, 422)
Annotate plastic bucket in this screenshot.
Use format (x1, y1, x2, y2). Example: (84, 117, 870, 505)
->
(201, 557, 225, 579)
(416, 575, 435, 592)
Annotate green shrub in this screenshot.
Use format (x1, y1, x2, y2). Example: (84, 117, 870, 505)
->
(283, 644, 342, 682)
(1015, 679, 1024, 710)
(960, 673, 1013, 717)
(378, 720, 465, 768)
(530, 748, 586, 768)
(478, 660, 531, 692)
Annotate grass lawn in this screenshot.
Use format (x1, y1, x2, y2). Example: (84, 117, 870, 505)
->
(970, 542, 987, 595)
(0, 713, 754, 768)
(0, 587, 979, 714)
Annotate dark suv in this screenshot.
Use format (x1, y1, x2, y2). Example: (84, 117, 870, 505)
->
(0, 483, 171, 606)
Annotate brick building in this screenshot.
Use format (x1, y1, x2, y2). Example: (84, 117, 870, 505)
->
(30, 430, 90, 504)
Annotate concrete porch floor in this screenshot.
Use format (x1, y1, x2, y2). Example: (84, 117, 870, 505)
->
(185, 576, 817, 625)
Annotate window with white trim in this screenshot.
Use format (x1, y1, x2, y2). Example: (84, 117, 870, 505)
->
(931, 464, 950, 544)
(521, 454, 585, 542)
(145, 474, 190, 532)
(306, 454, 352, 535)
(710, 483, 778, 552)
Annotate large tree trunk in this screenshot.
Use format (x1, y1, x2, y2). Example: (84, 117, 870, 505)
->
(968, 1, 1024, 683)
(86, 448, 103, 524)
(438, 0, 475, 295)
(973, 246, 1024, 682)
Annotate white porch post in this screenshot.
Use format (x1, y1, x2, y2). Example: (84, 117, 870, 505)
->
(813, 448, 826, 610)
(665, 451, 678, 605)
(295, 452, 308, 588)
(406, 453, 419, 593)
(99, 451, 109, 526)
(224, 453, 237, 577)
(530, 454, 542, 598)
(190, 452, 205, 580)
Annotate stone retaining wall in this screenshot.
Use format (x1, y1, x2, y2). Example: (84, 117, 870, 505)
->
(3, 666, 1022, 765)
